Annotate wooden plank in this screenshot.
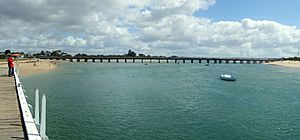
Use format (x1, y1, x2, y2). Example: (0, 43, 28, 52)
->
(0, 69, 25, 140)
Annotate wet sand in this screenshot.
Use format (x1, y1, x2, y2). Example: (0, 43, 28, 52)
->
(267, 60, 300, 68)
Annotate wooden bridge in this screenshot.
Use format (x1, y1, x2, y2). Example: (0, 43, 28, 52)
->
(0, 70, 24, 139)
(0, 67, 46, 140)
(40, 56, 281, 64)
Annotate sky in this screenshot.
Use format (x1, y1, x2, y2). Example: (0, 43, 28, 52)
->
(0, 0, 300, 57)
(195, 0, 300, 27)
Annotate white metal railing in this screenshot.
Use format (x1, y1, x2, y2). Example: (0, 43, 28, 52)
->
(14, 69, 49, 140)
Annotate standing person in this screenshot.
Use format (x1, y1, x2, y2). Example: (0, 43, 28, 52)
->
(7, 54, 14, 77)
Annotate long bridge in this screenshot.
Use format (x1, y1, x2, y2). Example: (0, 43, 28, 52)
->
(40, 56, 282, 64)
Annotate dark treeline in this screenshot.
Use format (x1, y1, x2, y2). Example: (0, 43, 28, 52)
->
(35, 49, 162, 58)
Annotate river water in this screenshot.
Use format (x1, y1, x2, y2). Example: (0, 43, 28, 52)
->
(22, 62, 300, 139)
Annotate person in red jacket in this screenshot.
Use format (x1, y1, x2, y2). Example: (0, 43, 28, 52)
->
(7, 54, 14, 77)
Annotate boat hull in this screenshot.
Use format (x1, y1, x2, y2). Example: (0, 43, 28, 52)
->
(220, 77, 236, 81)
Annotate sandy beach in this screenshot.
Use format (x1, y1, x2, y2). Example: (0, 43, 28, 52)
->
(0, 59, 58, 77)
(267, 60, 300, 68)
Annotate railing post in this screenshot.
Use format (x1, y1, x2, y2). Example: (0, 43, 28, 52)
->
(40, 94, 48, 140)
(34, 89, 40, 128)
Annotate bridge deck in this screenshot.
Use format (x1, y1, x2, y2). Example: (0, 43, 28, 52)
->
(0, 68, 24, 139)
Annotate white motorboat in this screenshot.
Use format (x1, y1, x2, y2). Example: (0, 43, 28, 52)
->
(220, 74, 236, 81)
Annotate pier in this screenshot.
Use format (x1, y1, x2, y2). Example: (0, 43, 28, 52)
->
(40, 56, 281, 64)
(0, 67, 48, 140)
(0, 76, 24, 139)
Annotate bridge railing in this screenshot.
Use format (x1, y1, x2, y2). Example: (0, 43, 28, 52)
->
(14, 69, 49, 140)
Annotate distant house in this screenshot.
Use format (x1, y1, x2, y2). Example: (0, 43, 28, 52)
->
(12, 52, 25, 58)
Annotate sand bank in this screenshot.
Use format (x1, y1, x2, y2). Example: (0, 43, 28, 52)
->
(267, 60, 300, 68)
(0, 59, 58, 77)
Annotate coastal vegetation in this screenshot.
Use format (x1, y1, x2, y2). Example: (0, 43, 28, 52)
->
(2, 49, 300, 61)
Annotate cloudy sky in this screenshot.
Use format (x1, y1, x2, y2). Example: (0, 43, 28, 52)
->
(0, 0, 300, 57)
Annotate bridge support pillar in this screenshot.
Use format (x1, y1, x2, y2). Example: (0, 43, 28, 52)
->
(214, 60, 217, 63)
(100, 59, 103, 62)
(247, 60, 250, 64)
(116, 59, 119, 63)
(125, 59, 127, 63)
(199, 59, 201, 63)
(133, 59, 135, 63)
(70, 59, 73, 62)
(92, 59, 95, 62)
(183, 59, 185, 63)
(218, 60, 222, 63)
(167, 59, 169, 63)
(175, 59, 177, 64)
(108, 59, 110, 63)
(207, 60, 209, 63)
(240, 60, 243, 64)
(191, 59, 193, 63)
(158, 59, 160, 63)
(141, 59, 143, 63)
(233, 60, 236, 64)
(226, 60, 229, 63)
(77, 59, 80, 62)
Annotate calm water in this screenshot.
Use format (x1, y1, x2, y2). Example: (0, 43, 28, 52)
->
(22, 62, 300, 140)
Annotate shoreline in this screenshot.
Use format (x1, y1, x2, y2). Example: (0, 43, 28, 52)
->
(0, 59, 59, 77)
(266, 60, 300, 68)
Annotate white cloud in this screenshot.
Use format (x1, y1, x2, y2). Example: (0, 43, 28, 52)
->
(0, 0, 300, 57)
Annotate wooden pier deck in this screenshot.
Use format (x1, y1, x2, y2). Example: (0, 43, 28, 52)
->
(0, 72, 25, 139)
